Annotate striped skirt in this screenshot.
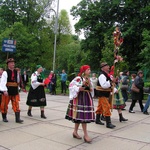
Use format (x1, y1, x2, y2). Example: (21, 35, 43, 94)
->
(113, 91, 126, 109)
(65, 91, 95, 123)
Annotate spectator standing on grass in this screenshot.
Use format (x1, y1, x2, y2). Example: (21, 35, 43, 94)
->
(60, 69, 67, 95)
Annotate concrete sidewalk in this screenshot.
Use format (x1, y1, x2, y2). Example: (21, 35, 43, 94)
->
(0, 92, 150, 150)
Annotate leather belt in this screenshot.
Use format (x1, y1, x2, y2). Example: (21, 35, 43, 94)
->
(6, 82, 18, 87)
(96, 86, 112, 92)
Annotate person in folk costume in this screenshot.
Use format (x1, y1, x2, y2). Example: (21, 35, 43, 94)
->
(113, 81, 128, 122)
(48, 71, 54, 93)
(65, 65, 95, 143)
(0, 67, 4, 81)
(95, 62, 116, 129)
(0, 58, 24, 123)
(26, 65, 47, 119)
(0, 68, 4, 109)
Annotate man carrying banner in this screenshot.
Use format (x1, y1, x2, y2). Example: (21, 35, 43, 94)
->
(0, 58, 23, 123)
(95, 62, 116, 129)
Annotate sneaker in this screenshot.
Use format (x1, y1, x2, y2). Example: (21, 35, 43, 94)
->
(129, 110, 135, 113)
(143, 111, 149, 115)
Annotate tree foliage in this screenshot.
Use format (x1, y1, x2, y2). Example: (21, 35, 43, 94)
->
(0, 0, 82, 74)
(138, 29, 150, 69)
(71, 0, 150, 71)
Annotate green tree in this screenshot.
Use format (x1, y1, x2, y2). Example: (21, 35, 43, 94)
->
(138, 29, 150, 69)
(58, 9, 72, 34)
(0, 0, 20, 29)
(0, 22, 39, 68)
(71, 0, 150, 71)
(0, 0, 57, 70)
(56, 9, 79, 72)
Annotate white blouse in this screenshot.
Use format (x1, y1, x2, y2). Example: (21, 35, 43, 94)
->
(98, 74, 111, 89)
(31, 71, 42, 90)
(69, 76, 94, 100)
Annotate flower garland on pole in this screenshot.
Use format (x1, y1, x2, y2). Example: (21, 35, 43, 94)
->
(110, 25, 124, 111)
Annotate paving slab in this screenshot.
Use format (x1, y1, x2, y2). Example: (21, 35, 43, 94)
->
(81, 137, 148, 150)
(10, 138, 71, 150)
(0, 92, 149, 150)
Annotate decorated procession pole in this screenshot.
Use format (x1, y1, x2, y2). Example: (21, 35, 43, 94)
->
(110, 25, 124, 112)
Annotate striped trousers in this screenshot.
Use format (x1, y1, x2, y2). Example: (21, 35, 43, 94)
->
(95, 96, 111, 116)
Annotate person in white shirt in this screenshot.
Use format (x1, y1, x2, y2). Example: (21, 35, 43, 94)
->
(90, 73, 98, 98)
(95, 62, 116, 129)
(26, 65, 47, 119)
(0, 68, 4, 106)
(0, 58, 23, 123)
(65, 65, 95, 143)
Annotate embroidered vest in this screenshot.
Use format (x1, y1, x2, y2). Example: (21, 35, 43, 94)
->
(96, 71, 111, 98)
(6, 69, 18, 95)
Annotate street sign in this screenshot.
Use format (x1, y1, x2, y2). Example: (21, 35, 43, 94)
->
(2, 39, 16, 52)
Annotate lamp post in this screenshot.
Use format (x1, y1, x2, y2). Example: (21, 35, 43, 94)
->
(53, 0, 60, 72)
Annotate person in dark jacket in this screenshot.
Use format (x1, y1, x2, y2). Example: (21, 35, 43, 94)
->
(51, 73, 57, 95)
(22, 70, 29, 90)
(121, 70, 129, 103)
(129, 71, 144, 113)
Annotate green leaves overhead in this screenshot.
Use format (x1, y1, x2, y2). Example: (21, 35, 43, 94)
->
(71, 0, 150, 71)
(0, 0, 82, 73)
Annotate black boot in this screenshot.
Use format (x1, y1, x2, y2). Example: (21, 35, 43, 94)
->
(119, 113, 128, 122)
(95, 114, 104, 125)
(105, 116, 116, 129)
(15, 112, 24, 123)
(41, 110, 47, 119)
(101, 114, 106, 121)
(27, 109, 32, 117)
(2, 113, 8, 122)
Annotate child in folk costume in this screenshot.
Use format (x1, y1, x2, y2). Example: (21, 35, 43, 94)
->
(26, 65, 47, 119)
(65, 65, 95, 143)
(113, 82, 128, 122)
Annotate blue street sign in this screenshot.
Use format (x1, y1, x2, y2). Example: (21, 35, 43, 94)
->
(2, 39, 16, 52)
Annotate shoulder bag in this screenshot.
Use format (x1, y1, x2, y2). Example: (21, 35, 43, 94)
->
(120, 84, 128, 90)
(131, 83, 139, 93)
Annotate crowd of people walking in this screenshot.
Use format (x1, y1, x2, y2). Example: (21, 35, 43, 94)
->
(0, 58, 150, 144)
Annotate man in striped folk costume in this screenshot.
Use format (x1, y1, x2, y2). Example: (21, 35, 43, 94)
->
(95, 62, 116, 129)
(0, 58, 23, 123)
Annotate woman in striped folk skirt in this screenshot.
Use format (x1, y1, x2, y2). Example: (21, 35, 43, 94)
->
(113, 82, 128, 122)
(65, 65, 95, 143)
